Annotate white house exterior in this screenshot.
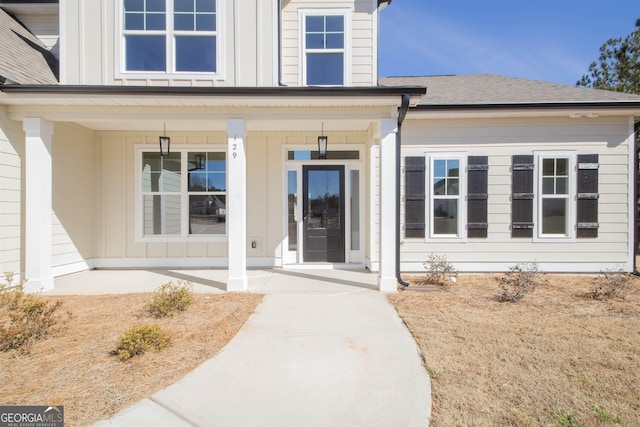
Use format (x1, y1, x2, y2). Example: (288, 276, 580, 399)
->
(1, 0, 640, 293)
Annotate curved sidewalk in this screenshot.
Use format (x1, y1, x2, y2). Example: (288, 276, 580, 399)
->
(91, 269, 431, 427)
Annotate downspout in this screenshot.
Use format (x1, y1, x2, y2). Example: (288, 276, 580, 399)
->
(634, 120, 639, 274)
(396, 94, 411, 287)
(277, 0, 286, 86)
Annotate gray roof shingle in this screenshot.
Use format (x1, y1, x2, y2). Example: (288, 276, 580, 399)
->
(380, 74, 640, 106)
(0, 7, 58, 84)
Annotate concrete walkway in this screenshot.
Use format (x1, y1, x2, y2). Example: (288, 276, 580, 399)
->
(49, 269, 431, 427)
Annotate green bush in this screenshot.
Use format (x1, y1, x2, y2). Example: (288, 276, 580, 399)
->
(590, 269, 632, 300)
(145, 280, 193, 318)
(553, 409, 579, 427)
(112, 324, 170, 361)
(423, 254, 458, 286)
(497, 262, 547, 302)
(0, 272, 69, 352)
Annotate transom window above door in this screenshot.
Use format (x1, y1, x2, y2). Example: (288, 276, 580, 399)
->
(300, 10, 350, 86)
(121, 0, 220, 77)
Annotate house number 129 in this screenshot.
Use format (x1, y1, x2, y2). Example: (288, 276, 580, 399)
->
(232, 142, 237, 159)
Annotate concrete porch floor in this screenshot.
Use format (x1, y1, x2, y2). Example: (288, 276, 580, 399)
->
(47, 268, 380, 295)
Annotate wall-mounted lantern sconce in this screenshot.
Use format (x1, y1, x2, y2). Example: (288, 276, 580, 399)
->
(159, 123, 170, 157)
(318, 123, 327, 159)
(195, 153, 205, 170)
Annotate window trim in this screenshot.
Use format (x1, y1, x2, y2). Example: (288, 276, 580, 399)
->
(533, 151, 577, 242)
(298, 8, 352, 87)
(426, 153, 467, 241)
(116, 0, 225, 80)
(135, 145, 228, 243)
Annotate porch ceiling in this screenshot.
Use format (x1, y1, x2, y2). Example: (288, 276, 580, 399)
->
(0, 85, 426, 131)
(2, 104, 395, 131)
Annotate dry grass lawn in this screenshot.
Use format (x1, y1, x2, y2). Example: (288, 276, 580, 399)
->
(388, 273, 640, 427)
(0, 292, 262, 426)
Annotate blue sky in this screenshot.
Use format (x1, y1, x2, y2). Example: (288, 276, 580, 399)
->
(379, 0, 639, 85)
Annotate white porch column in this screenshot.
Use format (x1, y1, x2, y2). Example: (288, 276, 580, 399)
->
(378, 118, 398, 292)
(226, 119, 247, 291)
(23, 118, 54, 293)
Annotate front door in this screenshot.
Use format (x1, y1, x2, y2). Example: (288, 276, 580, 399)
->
(302, 165, 345, 262)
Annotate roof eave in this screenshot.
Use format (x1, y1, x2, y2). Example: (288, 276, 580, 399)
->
(408, 102, 640, 119)
(414, 101, 640, 110)
(0, 84, 425, 98)
(0, 84, 426, 108)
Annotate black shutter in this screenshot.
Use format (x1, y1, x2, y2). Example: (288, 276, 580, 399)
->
(512, 155, 534, 238)
(467, 156, 488, 238)
(576, 154, 599, 238)
(405, 157, 425, 238)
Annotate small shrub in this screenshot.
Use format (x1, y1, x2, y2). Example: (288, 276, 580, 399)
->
(554, 409, 578, 427)
(590, 269, 632, 300)
(592, 404, 619, 422)
(423, 254, 458, 286)
(497, 262, 547, 302)
(426, 367, 441, 379)
(0, 272, 70, 352)
(145, 280, 193, 318)
(112, 324, 170, 361)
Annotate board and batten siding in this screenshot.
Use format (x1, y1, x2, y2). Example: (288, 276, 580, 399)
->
(398, 116, 634, 272)
(0, 116, 23, 275)
(95, 132, 229, 266)
(51, 123, 98, 275)
(61, 0, 276, 86)
(281, 0, 378, 87)
(93, 129, 368, 268)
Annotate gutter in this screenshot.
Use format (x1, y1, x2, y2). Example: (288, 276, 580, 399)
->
(413, 101, 640, 111)
(0, 83, 426, 98)
(396, 94, 411, 287)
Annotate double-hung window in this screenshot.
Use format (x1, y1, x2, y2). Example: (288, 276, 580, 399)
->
(139, 149, 227, 240)
(536, 152, 575, 239)
(430, 156, 465, 238)
(122, 0, 219, 76)
(512, 152, 598, 240)
(404, 154, 488, 241)
(301, 10, 349, 86)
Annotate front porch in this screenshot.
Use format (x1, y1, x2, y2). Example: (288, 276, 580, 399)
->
(45, 268, 379, 295)
(1, 85, 425, 293)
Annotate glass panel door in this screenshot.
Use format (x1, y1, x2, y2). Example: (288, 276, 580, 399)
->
(302, 165, 345, 262)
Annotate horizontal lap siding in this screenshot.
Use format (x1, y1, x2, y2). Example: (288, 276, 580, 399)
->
(0, 119, 23, 273)
(399, 117, 632, 271)
(351, 12, 374, 85)
(282, 0, 376, 86)
(18, 14, 60, 57)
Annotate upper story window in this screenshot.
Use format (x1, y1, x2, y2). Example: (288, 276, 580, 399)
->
(300, 10, 350, 86)
(122, 0, 219, 76)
